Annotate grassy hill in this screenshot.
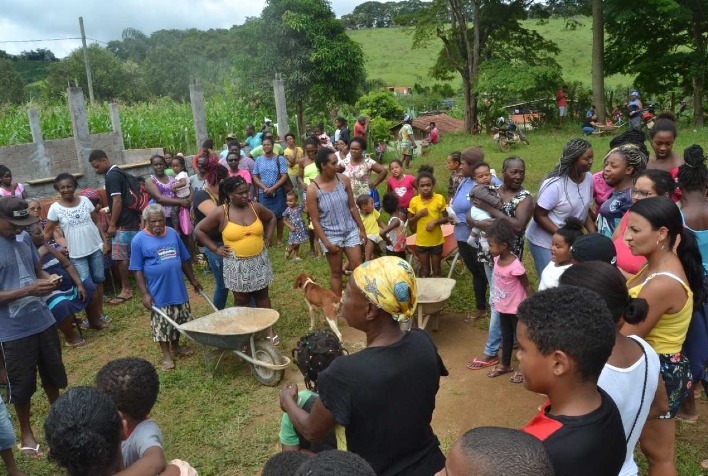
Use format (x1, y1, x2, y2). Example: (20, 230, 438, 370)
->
(348, 17, 634, 90)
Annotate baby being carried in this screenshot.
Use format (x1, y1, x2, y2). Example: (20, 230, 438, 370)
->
(468, 162, 502, 251)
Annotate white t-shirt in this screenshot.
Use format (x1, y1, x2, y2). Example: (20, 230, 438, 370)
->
(538, 262, 572, 290)
(598, 336, 660, 476)
(46, 196, 102, 258)
(121, 419, 163, 468)
(174, 171, 190, 198)
(525, 173, 593, 249)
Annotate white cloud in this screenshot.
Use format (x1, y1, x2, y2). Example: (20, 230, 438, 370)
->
(0, 0, 362, 57)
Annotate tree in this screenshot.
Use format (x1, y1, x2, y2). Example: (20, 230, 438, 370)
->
(413, 0, 560, 132)
(234, 0, 366, 135)
(0, 59, 25, 104)
(355, 91, 404, 120)
(605, 0, 708, 126)
(591, 0, 604, 121)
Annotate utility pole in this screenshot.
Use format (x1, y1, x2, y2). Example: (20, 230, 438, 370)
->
(79, 16, 95, 104)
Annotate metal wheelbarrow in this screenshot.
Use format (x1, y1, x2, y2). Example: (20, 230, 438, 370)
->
(407, 277, 457, 331)
(151, 292, 290, 386)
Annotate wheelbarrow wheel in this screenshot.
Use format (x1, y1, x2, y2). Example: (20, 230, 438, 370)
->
(251, 340, 285, 387)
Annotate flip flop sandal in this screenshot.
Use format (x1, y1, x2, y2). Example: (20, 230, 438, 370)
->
(466, 358, 499, 370)
(487, 367, 514, 378)
(17, 443, 41, 459)
(107, 295, 132, 305)
(509, 372, 525, 384)
(65, 339, 88, 348)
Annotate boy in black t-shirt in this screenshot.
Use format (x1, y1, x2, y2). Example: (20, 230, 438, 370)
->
(518, 286, 626, 476)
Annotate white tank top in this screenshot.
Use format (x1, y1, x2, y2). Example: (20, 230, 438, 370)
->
(598, 335, 660, 476)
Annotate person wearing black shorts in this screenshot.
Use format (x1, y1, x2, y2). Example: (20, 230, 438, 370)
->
(0, 196, 68, 458)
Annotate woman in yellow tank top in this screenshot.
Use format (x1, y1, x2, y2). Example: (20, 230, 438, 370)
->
(194, 176, 277, 315)
(621, 196, 705, 476)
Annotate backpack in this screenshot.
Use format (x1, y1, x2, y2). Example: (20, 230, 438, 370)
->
(111, 168, 150, 214)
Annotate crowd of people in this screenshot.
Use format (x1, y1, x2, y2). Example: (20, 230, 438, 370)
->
(0, 110, 706, 475)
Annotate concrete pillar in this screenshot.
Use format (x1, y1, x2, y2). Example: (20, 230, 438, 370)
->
(189, 81, 207, 151)
(109, 103, 125, 150)
(27, 108, 51, 177)
(67, 86, 98, 188)
(273, 74, 289, 140)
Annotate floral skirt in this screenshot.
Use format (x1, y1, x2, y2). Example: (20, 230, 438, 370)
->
(658, 352, 692, 419)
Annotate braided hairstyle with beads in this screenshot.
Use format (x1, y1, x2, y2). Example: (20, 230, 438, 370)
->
(292, 330, 347, 391)
(677, 145, 708, 193)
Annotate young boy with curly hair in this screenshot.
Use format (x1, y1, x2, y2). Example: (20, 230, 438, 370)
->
(518, 286, 626, 476)
(95, 357, 167, 474)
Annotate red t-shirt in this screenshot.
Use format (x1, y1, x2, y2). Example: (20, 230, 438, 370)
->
(556, 89, 567, 107)
(354, 121, 366, 138)
(387, 174, 416, 209)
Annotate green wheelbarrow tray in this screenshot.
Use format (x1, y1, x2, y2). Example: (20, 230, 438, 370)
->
(151, 292, 290, 386)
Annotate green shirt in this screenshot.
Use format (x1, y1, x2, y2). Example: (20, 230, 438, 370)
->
(249, 144, 284, 158)
(279, 389, 317, 446)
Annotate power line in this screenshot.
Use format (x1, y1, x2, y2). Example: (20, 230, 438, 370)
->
(0, 37, 83, 44)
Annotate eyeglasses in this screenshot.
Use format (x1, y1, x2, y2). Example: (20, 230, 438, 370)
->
(631, 188, 653, 199)
(227, 158, 239, 162)
(29, 206, 41, 211)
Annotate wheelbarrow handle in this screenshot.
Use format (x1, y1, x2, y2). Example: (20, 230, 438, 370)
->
(198, 290, 219, 312)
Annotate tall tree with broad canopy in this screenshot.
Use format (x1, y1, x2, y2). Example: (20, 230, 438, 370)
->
(234, 0, 366, 135)
(412, 0, 560, 133)
(605, 0, 707, 126)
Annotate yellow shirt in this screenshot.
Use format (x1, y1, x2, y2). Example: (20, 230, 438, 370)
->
(408, 194, 446, 247)
(361, 209, 381, 237)
(221, 204, 265, 258)
(627, 267, 693, 354)
(284, 146, 303, 176)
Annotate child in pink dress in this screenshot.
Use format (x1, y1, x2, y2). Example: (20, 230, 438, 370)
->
(486, 219, 533, 383)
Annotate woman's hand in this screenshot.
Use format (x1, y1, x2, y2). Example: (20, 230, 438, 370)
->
(325, 242, 339, 254)
(215, 245, 232, 258)
(190, 279, 202, 293)
(368, 182, 376, 190)
(102, 239, 111, 255)
(264, 237, 271, 248)
(141, 294, 154, 310)
(279, 384, 299, 412)
(77, 284, 87, 302)
(359, 229, 367, 244)
(472, 198, 495, 213)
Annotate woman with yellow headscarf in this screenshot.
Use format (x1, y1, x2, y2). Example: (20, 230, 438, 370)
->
(279, 257, 448, 475)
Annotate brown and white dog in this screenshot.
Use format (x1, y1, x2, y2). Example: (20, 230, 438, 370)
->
(293, 273, 342, 340)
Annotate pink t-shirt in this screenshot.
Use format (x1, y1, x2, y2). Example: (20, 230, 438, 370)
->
(614, 212, 646, 275)
(592, 170, 614, 211)
(492, 255, 528, 314)
(388, 174, 416, 209)
(228, 169, 252, 184)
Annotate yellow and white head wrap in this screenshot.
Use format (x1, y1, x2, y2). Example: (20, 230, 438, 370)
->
(351, 256, 417, 322)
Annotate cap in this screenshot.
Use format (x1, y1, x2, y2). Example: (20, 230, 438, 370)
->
(0, 196, 39, 226)
(226, 133, 237, 140)
(631, 91, 639, 97)
(570, 233, 617, 265)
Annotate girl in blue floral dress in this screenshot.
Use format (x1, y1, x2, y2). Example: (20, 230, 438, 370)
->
(283, 191, 309, 260)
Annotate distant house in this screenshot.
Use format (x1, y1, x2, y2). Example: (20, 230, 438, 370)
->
(387, 86, 412, 95)
(389, 113, 465, 141)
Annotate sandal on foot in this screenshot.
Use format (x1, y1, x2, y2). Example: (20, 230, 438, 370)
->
(509, 372, 525, 384)
(107, 295, 132, 305)
(65, 339, 88, 348)
(467, 358, 499, 370)
(487, 367, 514, 378)
(17, 443, 41, 459)
(161, 360, 176, 371)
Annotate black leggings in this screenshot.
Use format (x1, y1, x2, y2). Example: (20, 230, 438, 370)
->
(500, 312, 518, 367)
(457, 241, 489, 311)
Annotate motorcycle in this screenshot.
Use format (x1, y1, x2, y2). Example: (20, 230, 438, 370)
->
(641, 103, 658, 130)
(492, 120, 529, 152)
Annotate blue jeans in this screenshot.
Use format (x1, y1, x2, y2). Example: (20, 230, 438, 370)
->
(528, 241, 552, 280)
(0, 399, 16, 451)
(483, 263, 502, 357)
(582, 126, 595, 135)
(71, 249, 105, 283)
(203, 247, 228, 310)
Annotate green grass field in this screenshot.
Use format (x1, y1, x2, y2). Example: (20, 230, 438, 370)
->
(348, 17, 634, 90)
(13, 126, 708, 475)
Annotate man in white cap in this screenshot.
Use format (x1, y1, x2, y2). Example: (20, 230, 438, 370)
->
(0, 196, 68, 458)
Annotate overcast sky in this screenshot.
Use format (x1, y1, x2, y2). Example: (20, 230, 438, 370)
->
(0, 0, 362, 58)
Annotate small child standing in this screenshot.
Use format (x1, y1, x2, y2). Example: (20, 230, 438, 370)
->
(408, 165, 448, 277)
(468, 162, 502, 251)
(95, 357, 168, 475)
(279, 330, 344, 453)
(170, 155, 193, 236)
(538, 217, 583, 291)
(486, 220, 533, 382)
(282, 191, 309, 261)
(386, 159, 416, 214)
(380, 193, 408, 259)
(357, 194, 385, 261)
(447, 152, 463, 201)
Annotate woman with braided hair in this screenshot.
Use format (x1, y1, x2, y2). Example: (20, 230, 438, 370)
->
(593, 129, 649, 210)
(279, 330, 345, 453)
(676, 144, 708, 424)
(597, 144, 648, 237)
(525, 138, 596, 277)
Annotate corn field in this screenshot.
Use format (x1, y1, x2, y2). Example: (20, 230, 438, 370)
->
(0, 97, 270, 153)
